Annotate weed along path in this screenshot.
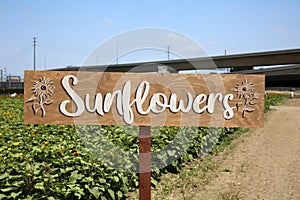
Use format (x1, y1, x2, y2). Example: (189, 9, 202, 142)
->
(150, 98, 300, 200)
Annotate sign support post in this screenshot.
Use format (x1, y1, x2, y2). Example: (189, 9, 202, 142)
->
(139, 126, 151, 200)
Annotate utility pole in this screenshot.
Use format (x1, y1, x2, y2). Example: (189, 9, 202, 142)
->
(33, 37, 37, 70)
(167, 46, 170, 60)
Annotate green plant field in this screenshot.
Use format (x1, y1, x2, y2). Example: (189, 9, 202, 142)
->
(0, 96, 137, 200)
(0, 94, 282, 199)
(264, 93, 287, 112)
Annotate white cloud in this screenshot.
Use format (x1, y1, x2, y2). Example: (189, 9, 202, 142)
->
(206, 41, 217, 46)
(165, 33, 209, 58)
(0, 47, 20, 52)
(167, 33, 188, 43)
(13, 47, 20, 52)
(102, 17, 115, 25)
(275, 27, 285, 33)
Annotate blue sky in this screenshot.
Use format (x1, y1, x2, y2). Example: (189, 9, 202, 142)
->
(1, 0, 300, 76)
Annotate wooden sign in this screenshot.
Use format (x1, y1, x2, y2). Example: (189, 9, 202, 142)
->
(24, 70, 265, 128)
(24, 70, 265, 200)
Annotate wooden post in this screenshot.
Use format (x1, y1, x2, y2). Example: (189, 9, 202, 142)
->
(139, 126, 151, 200)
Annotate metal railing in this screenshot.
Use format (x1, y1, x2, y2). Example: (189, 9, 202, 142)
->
(0, 82, 24, 89)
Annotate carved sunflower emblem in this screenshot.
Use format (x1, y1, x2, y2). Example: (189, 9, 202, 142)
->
(234, 79, 255, 99)
(26, 77, 55, 117)
(32, 77, 55, 99)
(234, 80, 258, 118)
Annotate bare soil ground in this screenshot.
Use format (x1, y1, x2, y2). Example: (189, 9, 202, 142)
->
(184, 98, 300, 199)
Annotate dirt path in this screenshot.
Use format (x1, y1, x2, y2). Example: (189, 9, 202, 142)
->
(194, 98, 300, 199)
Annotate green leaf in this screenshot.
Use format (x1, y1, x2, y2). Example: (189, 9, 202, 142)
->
(0, 194, 7, 200)
(121, 176, 128, 184)
(75, 193, 82, 199)
(34, 182, 45, 190)
(117, 191, 123, 198)
(107, 189, 115, 200)
(11, 180, 25, 187)
(10, 191, 22, 199)
(82, 177, 94, 183)
(99, 178, 106, 183)
(65, 167, 73, 172)
(151, 178, 158, 186)
(101, 196, 107, 200)
(0, 172, 9, 180)
(1, 187, 15, 192)
(50, 174, 59, 179)
(88, 187, 101, 199)
(113, 176, 119, 182)
(74, 187, 85, 199)
(69, 171, 84, 183)
(167, 150, 176, 156)
(32, 146, 42, 153)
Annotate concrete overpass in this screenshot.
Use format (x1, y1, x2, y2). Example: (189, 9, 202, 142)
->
(56, 48, 300, 72)
(54, 48, 300, 90)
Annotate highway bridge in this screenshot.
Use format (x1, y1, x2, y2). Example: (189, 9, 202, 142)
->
(55, 48, 300, 90)
(56, 48, 300, 71)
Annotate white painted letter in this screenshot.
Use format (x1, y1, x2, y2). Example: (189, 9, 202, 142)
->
(207, 93, 223, 114)
(223, 94, 234, 119)
(85, 93, 104, 116)
(192, 94, 207, 114)
(59, 75, 84, 117)
(135, 81, 151, 115)
(150, 93, 168, 113)
(122, 81, 134, 124)
(103, 90, 123, 114)
(169, 93, 193, 113)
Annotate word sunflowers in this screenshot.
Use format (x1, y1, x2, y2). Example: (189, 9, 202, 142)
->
(59, 75, 235, 125)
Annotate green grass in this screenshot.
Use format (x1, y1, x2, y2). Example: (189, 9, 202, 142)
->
(219, 191, 240, 200)
(264, 93, 287, 112)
